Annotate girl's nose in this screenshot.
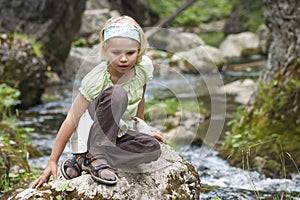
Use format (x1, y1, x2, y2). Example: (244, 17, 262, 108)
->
(120, 54, 127, 62)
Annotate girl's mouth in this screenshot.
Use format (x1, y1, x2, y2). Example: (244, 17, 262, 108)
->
(119, 65, 128, 69)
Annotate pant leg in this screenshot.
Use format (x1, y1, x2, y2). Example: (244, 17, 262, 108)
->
(106, 130, 161, 167)
(117, 130, 161, 153)
(87, 86, 128, 155)
(87, 85, 161, 167)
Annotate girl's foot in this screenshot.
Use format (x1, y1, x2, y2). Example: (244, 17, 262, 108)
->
(82, 153, 118, 185)
(61, 153, 86, 179)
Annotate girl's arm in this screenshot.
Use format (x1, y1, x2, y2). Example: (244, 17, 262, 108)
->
(49, 93, 89, 164)
(136, 85, 146, 120)
(31, 93, 89, 188)
(135, 85, 164, 143)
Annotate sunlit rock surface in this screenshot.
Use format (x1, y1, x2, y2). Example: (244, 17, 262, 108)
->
(12, 144, 201, 200)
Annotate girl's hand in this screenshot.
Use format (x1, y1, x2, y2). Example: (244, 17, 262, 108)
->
(153, 133, 165, 143)
(31, 161, 58, 188)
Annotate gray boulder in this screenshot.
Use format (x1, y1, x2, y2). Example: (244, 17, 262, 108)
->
(171, 45, 224, 73)
(0, 34, 47, 108)
(0, 0, 86, 75)
(63, 45, 103, 82)
(12, 145, 201, 200)
(79, 9, 112, 45)
(166, 32, 206, 52)
(219, 32, 259, 58)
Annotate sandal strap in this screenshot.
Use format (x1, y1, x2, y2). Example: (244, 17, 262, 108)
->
(84, 153, 115, 173)
(93, 164, 111, 171)
(84, 154, 106, 165)
(64, 156, 83, 173)
(64, 159, 80, 168)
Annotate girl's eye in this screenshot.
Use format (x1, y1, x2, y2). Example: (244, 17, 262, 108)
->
(111, 50, 137, 55)
(126, 51, 136, 55)
(112, 51, 121, 55)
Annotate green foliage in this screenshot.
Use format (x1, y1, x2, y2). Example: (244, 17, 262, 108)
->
(230, 0, 264, 33)
(0, 84, 21, 119)
(55, 183, 74, 200)
(146, 0, 232, 26)
(8, 169, 28, 188)
(72, 38, 88, 47)
(158, 98, 179, 115)
(222, 75, 300, 176)
(0, 84, 42, 193)
(56, 183, 74, 192)
(225, 78, 300, 151)
(198, 31, 225, 47)
(0, 121, 35, 191)
(145, 97, 206, 121)
(1, 169, 42, 195)
(164, 139, 178, 149)
(86, 0, 97, 4)
(144, 97, 178, 125)
(13, 33, 43, 57)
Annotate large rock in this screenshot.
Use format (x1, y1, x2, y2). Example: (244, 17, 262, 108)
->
(146, 30, 205, 53)
(0, 34, 47, 108)
(79, 9, 113, 45)
(171, 45, 224, 73)
(166, 32, 206, 52)
(12, 145, 201, 200)
(221, 79, 257, 104)
(63, 45, 103, 82)
(219, 32, 259, 58)
(0, 0, 86, 75)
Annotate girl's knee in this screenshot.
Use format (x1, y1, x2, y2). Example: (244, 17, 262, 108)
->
(149, 139, 161, 161)
(94, 86, 128, 105)
(147, 137, 161, 154)
(110, 85, 127, 95)
(109, 86, 128, 103)
(111, 86, 128, 110)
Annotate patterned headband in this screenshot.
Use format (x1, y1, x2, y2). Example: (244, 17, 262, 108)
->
(103, 23, 141, 43)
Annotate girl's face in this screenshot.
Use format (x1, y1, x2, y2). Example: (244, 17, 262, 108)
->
(105, 37, 139, 77)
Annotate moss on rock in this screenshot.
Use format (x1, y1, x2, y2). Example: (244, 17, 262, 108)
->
(165, 159, 200, 199)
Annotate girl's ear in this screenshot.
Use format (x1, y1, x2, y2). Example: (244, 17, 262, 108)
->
(101, 43, 108, 58)
(102, 42, 107, 51)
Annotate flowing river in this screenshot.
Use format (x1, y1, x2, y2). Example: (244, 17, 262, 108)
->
(18, 69, 300, 199)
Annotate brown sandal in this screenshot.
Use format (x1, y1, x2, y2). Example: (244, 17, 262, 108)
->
(82, 153, 118, 185)
(61, 153, 85, 179)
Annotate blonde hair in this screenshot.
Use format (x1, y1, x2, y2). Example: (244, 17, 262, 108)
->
(100, 16, 147, 64)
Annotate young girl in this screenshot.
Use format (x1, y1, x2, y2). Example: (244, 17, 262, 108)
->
(32, 15, 164, 187)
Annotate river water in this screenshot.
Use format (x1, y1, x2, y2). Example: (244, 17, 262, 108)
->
(19, 70, 300, 199)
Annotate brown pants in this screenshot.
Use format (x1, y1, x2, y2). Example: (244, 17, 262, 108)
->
(87, 86, 161, 167)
